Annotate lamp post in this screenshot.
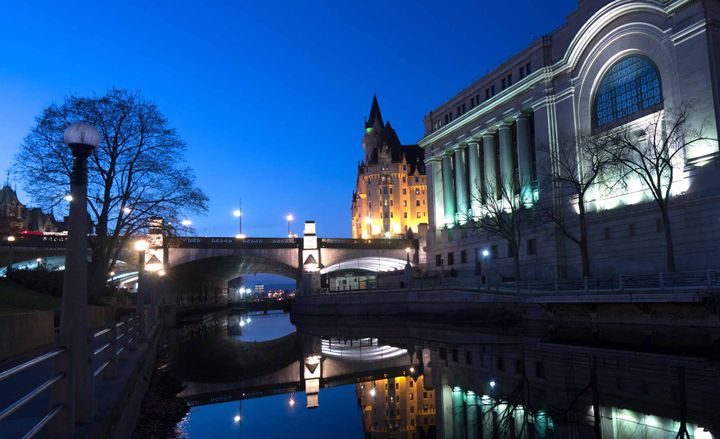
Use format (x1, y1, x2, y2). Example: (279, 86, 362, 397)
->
(233, 209, 242, 236)
(5, 236, 15, 276)
(135, 240, 149, 340)
(286, 214, 294, 238)
(60, 121, 100, 425)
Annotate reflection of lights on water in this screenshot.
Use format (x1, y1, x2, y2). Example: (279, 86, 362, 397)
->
(246, 317, 251, 323)
(233, 415, 241, 423)
(289, 397, 295, 407)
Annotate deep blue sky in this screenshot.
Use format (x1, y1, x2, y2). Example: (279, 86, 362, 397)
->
(0, 0, 577, 239)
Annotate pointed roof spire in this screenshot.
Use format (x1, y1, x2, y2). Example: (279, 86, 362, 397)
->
(365, 94, 384, 129)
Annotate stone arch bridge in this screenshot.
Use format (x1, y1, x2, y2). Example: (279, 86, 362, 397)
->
(1, 221, 424, 294)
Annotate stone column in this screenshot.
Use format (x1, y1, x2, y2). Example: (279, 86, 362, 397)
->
(467, 141, 482, 219)
(428, 158, 445, 233)
(482, 133, 496, 201)
(454, 146, 469, 223)
(499, 124, 514, 198)
(442, 154, 456, 226)
(516, 113, 533, 203)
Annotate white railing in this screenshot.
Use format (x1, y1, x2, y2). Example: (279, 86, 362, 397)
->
(0, 312, 142, 438)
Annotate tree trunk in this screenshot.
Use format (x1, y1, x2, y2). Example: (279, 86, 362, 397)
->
(88, 253, 109, 301)
(661, 206, 676, 272)
(578, 202, 591, 277)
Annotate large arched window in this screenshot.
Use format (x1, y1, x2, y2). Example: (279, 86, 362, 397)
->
(593, 55, 663, 131)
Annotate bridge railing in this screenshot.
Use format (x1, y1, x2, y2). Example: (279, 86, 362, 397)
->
(318, 238, 416, 249)
(0, 312, 142, 438)
(316, 269, 720, 297)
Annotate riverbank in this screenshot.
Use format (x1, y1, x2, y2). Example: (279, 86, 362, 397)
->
(294, 288, 720, 327)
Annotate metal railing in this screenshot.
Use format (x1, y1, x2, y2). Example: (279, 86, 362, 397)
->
(0, 312, 141, 438)
(315, 269, 720, 297)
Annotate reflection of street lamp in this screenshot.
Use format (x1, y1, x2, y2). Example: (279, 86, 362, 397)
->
(61, 121, 101, 424)
(286, 214, 294, 238)
(135, 239, 149, 340)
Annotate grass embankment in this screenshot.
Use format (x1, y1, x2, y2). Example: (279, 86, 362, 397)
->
(0, 278, 61, 314)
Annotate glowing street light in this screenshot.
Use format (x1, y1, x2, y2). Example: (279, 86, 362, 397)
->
(122, 207, 132, 215)
(235, 233, 246, 240)
(489, 380, 496, 388)
(482, 249, 490, 258)
(370, 387, 376, 397)
(181, 219, 192, 227)
(64, 194, 73, 202)
(233, 415, 241, 423)
(286, 214, 294, 237)
(233, 208, 243, 236)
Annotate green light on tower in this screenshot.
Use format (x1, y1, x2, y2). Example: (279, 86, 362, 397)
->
(365, 127, 373, 134)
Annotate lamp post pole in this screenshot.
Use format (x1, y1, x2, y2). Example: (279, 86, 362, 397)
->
(135, 240, 148, 341)
(6, 236, 15, 276)
(60, 122, 100, 426)
(286, 214, 294, 238)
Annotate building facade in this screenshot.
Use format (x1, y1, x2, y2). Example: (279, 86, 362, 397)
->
(0, 184, 59, 236)
(420, 0, 720, 281)
(352, 96, 428, 239)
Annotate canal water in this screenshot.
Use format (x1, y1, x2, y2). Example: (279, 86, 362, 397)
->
(163, 310, 719, 438)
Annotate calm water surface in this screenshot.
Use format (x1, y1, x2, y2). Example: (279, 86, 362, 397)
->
(169, 310, 719, 438)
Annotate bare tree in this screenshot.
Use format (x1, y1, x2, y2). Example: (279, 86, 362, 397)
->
(541, 135, 614, 278)
(470, 180, 534, 282)
(605, 105, 711, 272)
(13, 88, 208, 296)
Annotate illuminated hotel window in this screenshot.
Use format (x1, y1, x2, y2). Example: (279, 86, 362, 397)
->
(594, 55, 663, 130)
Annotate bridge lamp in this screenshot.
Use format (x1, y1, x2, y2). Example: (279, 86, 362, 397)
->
(6, 236, 15, 243)
(286, 214, 294, 237)
(235, 233, 246, 240)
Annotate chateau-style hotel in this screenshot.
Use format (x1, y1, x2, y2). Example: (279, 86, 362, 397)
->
(420, 0, 720, 280)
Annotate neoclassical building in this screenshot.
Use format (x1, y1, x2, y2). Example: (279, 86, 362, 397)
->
(352, 96, 428, 239)
(420, 0, 720, 280)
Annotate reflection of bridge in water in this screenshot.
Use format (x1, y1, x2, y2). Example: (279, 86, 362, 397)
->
(178, 314, 720, 438)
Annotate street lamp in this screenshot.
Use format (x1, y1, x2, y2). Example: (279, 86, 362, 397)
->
(134, 239, 149, 340)
(64, 194, 73, 202)
(5, 236, 15, 276)
(181, 219, 192, 227)
(61, 121, 101, 425)
(286, 214, 294, 238)
(233, 209, 242, 236)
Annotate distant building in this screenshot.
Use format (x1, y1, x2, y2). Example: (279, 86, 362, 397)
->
(352, 96, 428, 239)
(253, 284, 265, 295)
(0, 184, 59, 236)
(420, 0, 720, 279)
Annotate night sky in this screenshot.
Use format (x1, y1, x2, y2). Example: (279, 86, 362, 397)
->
(0, 0, 576, 239)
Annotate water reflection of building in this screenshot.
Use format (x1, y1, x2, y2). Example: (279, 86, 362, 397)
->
(356, 375, 436, 439)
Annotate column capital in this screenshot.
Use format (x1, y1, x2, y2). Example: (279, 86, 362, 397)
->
(497, 123, 513, 131)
